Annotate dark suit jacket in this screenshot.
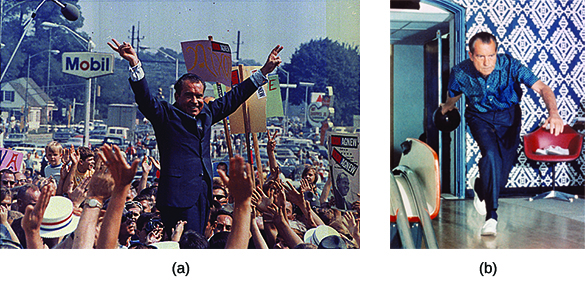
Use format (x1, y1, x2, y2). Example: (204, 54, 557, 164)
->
(130, 77, 258, 208)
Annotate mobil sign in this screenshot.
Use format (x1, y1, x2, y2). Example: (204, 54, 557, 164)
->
(62, 52, 115, 78)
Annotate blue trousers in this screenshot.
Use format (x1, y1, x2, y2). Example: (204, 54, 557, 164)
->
(157, 191, 209, 238)
(466, 105, 521, 219)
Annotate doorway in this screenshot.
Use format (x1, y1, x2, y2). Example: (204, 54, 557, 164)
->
(390, 0, 466, 198)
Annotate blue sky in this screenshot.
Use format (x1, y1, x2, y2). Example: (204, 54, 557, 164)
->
(78, 0, 359, 64)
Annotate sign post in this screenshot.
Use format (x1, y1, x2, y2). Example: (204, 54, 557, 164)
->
(62, 52, 115, 146)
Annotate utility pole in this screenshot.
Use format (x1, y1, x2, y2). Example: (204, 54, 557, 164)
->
(233, 30, 243, 64)
(129, 22, 145, 54)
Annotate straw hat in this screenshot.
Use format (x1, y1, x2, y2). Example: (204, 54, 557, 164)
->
(39, 196, 80, 239)
(304, 225, 340, 246)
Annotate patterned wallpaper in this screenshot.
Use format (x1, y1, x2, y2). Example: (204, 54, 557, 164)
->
(451, 0, 585, 189)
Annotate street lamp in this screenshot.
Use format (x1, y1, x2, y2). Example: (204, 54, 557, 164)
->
(41, 21, 94, 147)
(26, 49, 59, 129)
(0, 0, 79, 84)
(299, 81, 315, 126)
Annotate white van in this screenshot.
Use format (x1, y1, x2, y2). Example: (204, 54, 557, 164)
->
(106, 126, 129, 139)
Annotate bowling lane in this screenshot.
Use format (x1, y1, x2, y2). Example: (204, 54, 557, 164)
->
(434, 198, 585, 249)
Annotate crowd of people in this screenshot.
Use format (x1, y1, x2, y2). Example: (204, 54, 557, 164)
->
(0, 130, 359, 249)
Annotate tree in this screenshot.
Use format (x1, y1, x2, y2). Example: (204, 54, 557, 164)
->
(1, 0, 88, 124)
(279, 38, 359, 126)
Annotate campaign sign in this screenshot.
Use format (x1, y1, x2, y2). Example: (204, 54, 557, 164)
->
(266, 74, 284, 118)
(328, 132, 359, 210)
(229, 66, 267, 134)
(181, 40, 232, 87)
(0, 148, 23, 172)
(62, 52, 115, 78)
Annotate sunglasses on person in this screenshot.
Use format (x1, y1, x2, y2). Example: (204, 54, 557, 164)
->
(2, 180, 15, 186)
(122, 211, 138, 224)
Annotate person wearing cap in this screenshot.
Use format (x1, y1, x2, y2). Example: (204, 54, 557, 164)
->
(108, 38, 283, 238)
(440, 31, 564, 236)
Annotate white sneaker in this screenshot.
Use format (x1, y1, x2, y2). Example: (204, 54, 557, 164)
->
(546, 145, 569, 155)
(535, 148, 548, 155)
(481, 219, 497, 236)
(471, 176, 486, 216)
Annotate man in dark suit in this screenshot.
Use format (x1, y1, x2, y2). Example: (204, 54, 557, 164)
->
(108, 39, 283, 236)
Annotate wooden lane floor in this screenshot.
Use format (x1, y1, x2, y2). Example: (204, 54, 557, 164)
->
(433, 198, 585, 249)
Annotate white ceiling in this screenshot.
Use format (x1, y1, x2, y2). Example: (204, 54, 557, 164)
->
(390, 3, 453, 45)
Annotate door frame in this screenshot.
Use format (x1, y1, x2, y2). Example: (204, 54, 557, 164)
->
(423, 0, 467, 198)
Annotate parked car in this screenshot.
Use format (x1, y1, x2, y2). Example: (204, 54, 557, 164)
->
(53, 128, 76, 142)
(89, 135, 105, 147)
(274, 148, 298, 164)
(90, 128, 107, 137)
(4, 133, 26, 148)
(102, 136, 128, 151)
(106, 127, 129, 140)
(64, 136, 84, 149)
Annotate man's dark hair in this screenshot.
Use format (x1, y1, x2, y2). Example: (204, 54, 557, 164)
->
(208, 231, 230, 249)
(174, 73, 207, 95)
(16, 184, 38, 201)
(469, 32, 498, 54)
(78, 146, 94, 161)
(136, 212, 160, 231)
(0, 168, 14, 176)
(179, 229, 209, 249)
(209, 208, 232, 224)
(139, 186, 157, 197)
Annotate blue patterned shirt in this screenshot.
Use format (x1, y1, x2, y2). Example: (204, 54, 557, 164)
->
(448, 54, 540, 112)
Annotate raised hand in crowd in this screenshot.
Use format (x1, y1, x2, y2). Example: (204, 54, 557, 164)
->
(251, 185, 273, 214)
(96, 144, 139, 249)
(1, 204, 20, 245)
(266, 130, 280, 180)
(22, 178, 56, 249)
(265, 203, 302, 248)
(343, 211, 360, 248)
(221, 155, 254, 249)
(282, 180, 323, 228)
(68, 175, 90, 210)
(137, 156, 153, 194)
(171, 220, 187, 242)
(72, 163, 113, 249)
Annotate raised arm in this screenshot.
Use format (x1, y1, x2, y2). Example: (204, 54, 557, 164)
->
(531, 80, 564, 136)
(221, 155, 254, 249)
(108, 38, 140, 67)
(22, 179, 56, 249)
(72, 163, 113, 249)
(137, 156, 153, 195)
(265, 130, 280, 181)
(60, 145, 79, 196)
(260, 45, 284, 76)
(96, 144, 139, 249)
